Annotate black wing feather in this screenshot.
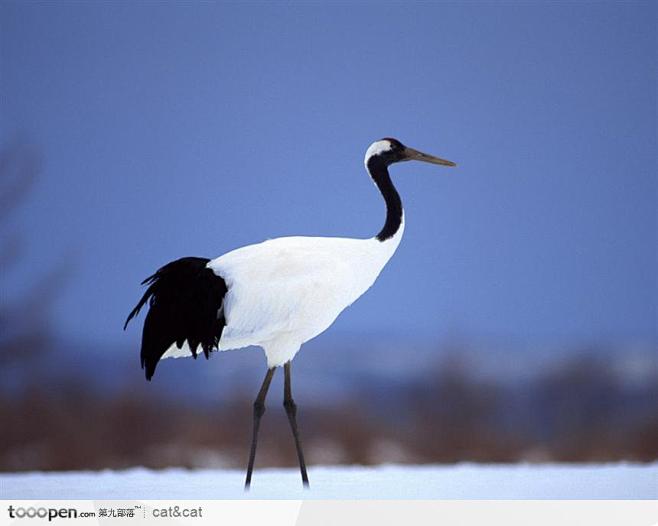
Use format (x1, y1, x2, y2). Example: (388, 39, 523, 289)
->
(124, 257, 227, 380)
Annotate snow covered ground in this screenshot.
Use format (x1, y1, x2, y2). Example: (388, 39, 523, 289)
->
(1, 463, 656, 500)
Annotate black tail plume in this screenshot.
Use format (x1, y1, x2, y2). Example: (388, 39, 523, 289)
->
(125, 257, 227, 380)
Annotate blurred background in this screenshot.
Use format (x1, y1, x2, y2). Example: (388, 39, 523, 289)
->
(0, 1, 656, 471)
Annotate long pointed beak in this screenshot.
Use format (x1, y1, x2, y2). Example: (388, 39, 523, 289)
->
(404, 147, 456, 167)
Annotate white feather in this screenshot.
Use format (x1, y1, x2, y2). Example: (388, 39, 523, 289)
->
(364, 140, 393, 167)
(162, 341, 195, 359)
(177, 218, 405, 368)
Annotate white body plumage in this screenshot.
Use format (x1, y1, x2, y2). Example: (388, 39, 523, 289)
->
(163, 219, 404, 366)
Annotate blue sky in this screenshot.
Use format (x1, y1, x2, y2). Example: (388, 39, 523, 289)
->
(1, 1, 656, 348)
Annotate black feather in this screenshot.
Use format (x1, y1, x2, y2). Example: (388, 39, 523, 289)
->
(124, 257, 227, 380)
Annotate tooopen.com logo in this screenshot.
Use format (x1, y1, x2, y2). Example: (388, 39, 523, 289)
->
(8, 506, 96, 521)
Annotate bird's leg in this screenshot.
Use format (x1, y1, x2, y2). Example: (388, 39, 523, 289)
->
(245, 367, 275, 490)
(283, 361, 310, 487)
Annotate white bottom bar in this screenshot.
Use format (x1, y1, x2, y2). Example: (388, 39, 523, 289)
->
(1, 500, 657, 525)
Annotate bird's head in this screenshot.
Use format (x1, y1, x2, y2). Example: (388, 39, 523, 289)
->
(364, 138, 456, 169)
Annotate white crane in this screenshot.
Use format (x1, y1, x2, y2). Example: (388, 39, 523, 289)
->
(125, 138, 456, 488)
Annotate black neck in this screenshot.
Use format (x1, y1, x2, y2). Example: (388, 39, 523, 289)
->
(367, 157, 403, 242)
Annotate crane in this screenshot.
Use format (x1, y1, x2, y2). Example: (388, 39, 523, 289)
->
(125, 138, 456, 488)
